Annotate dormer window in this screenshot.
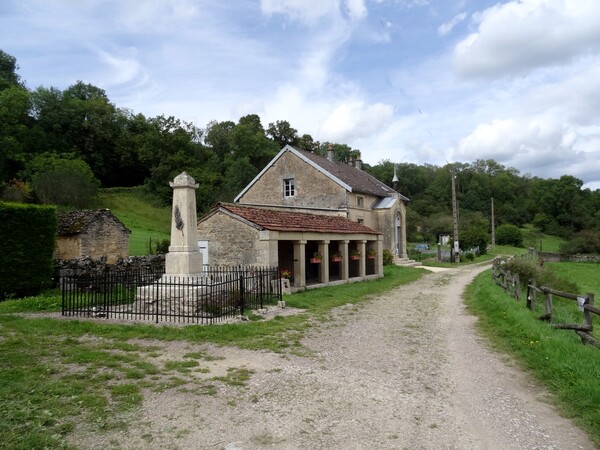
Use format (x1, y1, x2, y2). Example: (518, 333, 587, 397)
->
(284, 178, 295, 197)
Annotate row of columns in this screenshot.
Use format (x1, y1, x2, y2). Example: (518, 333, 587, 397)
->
(291, 239, 381, 289)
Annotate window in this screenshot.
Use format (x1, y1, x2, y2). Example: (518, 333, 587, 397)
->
(357, 218, 364, 224)
(284, 178, 295, 197)
(356, 196, 364, 207)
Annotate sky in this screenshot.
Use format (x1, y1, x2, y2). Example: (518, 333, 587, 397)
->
(2, 0, 600, 188)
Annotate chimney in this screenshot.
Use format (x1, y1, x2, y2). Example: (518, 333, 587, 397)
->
(355, 151, 362, 170)
(327, 144, 335, 161)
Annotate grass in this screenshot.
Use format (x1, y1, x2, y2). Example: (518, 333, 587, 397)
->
(465, 271, 600, 447)
(0, 264, 424, 448)
(521, 224, 565, 253)
(97, 187, 171, 256)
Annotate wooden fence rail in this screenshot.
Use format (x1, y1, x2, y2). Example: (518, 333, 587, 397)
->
(492, 257, 600, 349)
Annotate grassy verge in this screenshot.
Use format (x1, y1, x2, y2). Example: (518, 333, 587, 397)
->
(465, 271, 600, 447)
(0, 265, 424, 448)
(97, 187, 170, 256)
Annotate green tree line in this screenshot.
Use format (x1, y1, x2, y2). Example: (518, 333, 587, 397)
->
(2, 49, 600, 251)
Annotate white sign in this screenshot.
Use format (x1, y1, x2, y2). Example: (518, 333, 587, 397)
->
(577, 296, 585, 312)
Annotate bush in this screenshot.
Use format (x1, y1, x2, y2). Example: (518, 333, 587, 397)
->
(0, 202, 57, 299)
(22, 153, 100, 208)
(496, 224, 523, 247)
(463, 252, 475, 261)
(382, 249, 394, 265)
(559, 230, 600, 255)
(460, 225, 488, 255)
(504, 257, 579, 293)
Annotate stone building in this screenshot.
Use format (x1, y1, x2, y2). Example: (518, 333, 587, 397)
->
(55, 209, 130, 264)
(197, 145, 410, 289)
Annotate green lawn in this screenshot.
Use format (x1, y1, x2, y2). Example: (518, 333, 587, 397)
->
(466, 270, 600, 447)
(521, 224, 565, 253)
(97, 188, 171, 256)
(0, 264, 425, 448)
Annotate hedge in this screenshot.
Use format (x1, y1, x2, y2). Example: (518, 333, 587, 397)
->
(0, 202, 57, 299)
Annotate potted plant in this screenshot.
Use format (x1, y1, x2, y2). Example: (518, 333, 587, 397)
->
(330, 252, 342, 263)
(310, 252, 322, 264)
(350, 249, 361, 260)
(367, 248, 377, 259)
(280, 268, 292, 280)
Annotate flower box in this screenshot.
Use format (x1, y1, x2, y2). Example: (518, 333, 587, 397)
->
(331, 256, 342, 263)
(310, 258, 322, 264)
(350, 255, 360, 260)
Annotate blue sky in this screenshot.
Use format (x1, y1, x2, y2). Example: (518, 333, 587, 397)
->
(2, 0, 600, 188)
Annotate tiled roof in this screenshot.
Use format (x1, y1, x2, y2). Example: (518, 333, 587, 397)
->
(218, 203, 380, 235)
(295, 148, 396, 198)
(57, 209, 130, 236)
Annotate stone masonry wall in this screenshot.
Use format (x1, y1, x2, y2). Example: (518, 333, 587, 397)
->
(197, 212, 263, 266)
(529, 249, 600, 263)
(80, 222, 129, 264)
(238, 151, 348, 210)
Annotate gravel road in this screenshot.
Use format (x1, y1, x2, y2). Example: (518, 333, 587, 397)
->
(75, 263, 595, 449)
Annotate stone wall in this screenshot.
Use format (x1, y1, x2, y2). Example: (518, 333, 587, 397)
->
(197, 212, 264, 266)
(54, 235, 81, 261)
(238, 151, 348, 210)
(80, 223, 129, 264)
(529, 249, 600, 263)
(53, 255, 166, 285)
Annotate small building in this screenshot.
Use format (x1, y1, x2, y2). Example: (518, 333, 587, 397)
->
(55, 209, 130, 264)
(197, 203, 383, 289)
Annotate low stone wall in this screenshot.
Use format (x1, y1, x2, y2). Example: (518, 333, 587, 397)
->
(53, 255, 166, 284)
(528, 249, 600, 263)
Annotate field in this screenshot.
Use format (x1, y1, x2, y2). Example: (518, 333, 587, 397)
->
(97, 188, 171, 256)
(466, 262, 600, 446)
(0, 265, 424, 448)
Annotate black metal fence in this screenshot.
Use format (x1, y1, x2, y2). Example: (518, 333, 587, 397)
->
(61, 266, 282, 324)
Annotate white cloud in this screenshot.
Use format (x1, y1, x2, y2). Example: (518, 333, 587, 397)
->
(438, 12, 466, 36)
(319, 100, 394, 142)
(116, 0, 200, 32)
(260, 0, 367, 25)
(454, 0, 600, 78)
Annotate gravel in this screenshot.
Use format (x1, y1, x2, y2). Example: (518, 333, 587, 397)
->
(70, 263, 595, 449)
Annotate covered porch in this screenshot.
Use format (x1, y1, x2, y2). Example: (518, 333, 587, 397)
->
(272, 231, 384, 291)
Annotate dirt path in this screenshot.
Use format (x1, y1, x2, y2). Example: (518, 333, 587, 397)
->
(76, 264, 595, 449)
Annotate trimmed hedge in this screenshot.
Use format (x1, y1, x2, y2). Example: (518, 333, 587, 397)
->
(0, 202, 57, 299)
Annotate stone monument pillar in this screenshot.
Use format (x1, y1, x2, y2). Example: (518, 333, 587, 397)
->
(164, 172, 203, 276)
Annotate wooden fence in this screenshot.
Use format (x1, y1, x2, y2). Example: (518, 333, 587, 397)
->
(492, 257, 600, 349)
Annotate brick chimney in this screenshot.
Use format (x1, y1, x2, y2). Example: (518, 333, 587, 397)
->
(327, 144, 335, 161)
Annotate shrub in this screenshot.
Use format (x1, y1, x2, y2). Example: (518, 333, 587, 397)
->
(496, 224, 523, 247)
(559, 230, 600, 255)
(503, 257, 579, 293)
(382, 249, 394, 266)
(460, 225, 488, 255)
(463, 252, 475, 261)
(0, 202, 57, 299)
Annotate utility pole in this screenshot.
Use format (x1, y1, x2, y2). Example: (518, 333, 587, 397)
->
(451, 169, 460, 263)
(491, 197, 495, 248)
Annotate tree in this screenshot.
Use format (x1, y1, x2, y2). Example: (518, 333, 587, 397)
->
(25, 153, 100, 208)
(495, 224, 523, 247)
(266, 120, 299, 148)
(0, 50, 22, 91)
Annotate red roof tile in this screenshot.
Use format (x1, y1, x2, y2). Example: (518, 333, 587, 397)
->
(218, 203, 380, 235)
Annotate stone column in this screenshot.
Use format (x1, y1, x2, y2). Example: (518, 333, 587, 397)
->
(318, 240, 330, 284)
(340, 240, 349, 281)
(359, 240, 367, 277)
(293, 240, 306, 288)
(376, 237, 384, 276)
(165, 172, 203, 276)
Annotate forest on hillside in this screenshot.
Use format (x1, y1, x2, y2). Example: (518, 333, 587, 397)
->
(2, 49, 600, 253)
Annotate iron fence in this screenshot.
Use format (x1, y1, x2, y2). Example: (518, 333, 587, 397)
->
(61, 266, 282, 324)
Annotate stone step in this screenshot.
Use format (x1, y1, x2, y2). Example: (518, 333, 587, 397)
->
(394, 257, 422, 267)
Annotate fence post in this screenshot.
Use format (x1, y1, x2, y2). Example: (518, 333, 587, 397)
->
(527, 280, 535, 310)
(544, 289, 553, 321)
(239, 273, 245, 315)
(513, 273, 520, 301)
(584, 293, 594, 330)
